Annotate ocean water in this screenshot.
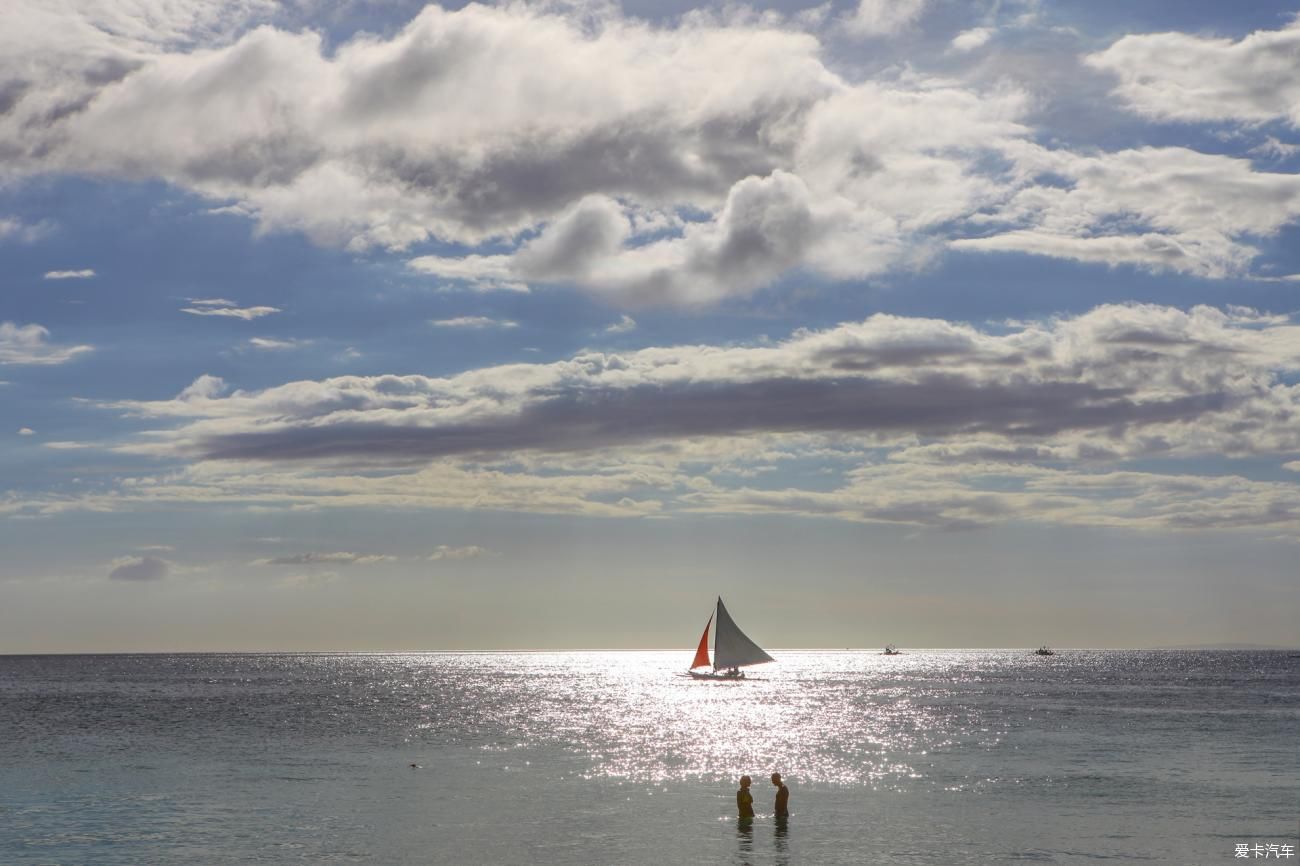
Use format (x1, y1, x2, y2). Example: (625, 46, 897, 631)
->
(1, 651, 1295, 865)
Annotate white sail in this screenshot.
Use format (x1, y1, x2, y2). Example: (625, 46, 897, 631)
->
(712, 597, 774, 669)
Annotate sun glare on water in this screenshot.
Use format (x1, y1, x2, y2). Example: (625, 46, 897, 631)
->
(425, 650, 1003, 788)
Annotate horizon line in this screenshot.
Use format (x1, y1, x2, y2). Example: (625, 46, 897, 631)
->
(2, 644, 1296, 656)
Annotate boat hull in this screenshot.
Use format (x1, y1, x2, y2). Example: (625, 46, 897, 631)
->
(686, 669, 746, 680)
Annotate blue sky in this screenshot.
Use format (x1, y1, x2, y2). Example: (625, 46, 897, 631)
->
(2, 0, 1299, 651)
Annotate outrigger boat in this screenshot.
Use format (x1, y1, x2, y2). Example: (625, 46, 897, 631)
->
(882, 645, 901, 655)
(687, 597, 774, 679)
(1034, 646, 1055, 656)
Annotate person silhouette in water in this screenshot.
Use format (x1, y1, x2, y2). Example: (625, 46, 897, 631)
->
(737, 775, 755, 820)
(771, 772, 789, 819)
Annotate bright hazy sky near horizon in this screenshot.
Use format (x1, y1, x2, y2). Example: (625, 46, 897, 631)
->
(2, 0, 1300, 652)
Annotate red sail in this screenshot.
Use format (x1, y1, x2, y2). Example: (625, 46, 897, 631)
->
(690, 615, 713, 669)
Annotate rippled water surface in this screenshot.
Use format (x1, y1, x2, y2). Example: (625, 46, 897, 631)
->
(1, 651, 1295, 864)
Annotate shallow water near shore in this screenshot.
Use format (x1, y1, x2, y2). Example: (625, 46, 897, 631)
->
(2, 650, 1295, 864)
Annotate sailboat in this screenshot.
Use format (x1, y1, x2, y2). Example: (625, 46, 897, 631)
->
(687, 597, 774, 679)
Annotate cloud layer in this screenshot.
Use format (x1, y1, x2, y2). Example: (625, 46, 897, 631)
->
(105, 303, 1300, 467)
(6, 4, 1298, 305)
(0, 303, 1274, 538)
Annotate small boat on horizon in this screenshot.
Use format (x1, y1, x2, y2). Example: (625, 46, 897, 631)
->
(687, 597, 774, 680)
(882, 645, 901, 655)
(1035, 646, 1055, 656)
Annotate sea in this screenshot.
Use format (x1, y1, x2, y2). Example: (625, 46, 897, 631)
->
(1, 651, 1295, 865)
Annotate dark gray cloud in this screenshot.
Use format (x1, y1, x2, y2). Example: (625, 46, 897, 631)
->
(108, 303, 1298, 469)
(0, 79, 29, 115)
(187, 377, 1230, 463)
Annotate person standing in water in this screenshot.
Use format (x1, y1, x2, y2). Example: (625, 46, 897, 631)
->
(771, 772, 789, 819)
(736, 775, 755, 820)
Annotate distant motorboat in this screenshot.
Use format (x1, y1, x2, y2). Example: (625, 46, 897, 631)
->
(687, 597, 774, 680)
(882, 645, 902, 655)
(1035, 646, 1055, 656)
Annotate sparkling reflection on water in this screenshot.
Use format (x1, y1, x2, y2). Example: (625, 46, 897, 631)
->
(1, 650, 1295, 865)
(451, 650, 996, 786)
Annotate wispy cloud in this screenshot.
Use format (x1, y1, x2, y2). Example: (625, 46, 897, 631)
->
(605, 315, 637, 334)
(254, 552, 397, 566)
(0, 322, 93, 365)
(182, 299, 281, 320)
(0, 217, 54, 245)
(17, 427, 35, 436)
(843, 0, 927, 37)
(44, 269, 96, 280)
(428, 545, 492, 561)
(431, 316, 519, 329)
(247, 337, 309, 350)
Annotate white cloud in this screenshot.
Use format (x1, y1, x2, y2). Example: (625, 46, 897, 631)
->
(17, 427, 35, 436)
(1, 2, 1042, 304)
(843, 0, 927, 37)
(108, 555, 169, 581)
(4, 3, 1298, 300)
(276, 570, 340, 588)
(954, 145, 1300, 277)
(178, 374, 228, 402)
(605, 315, 637, 334)
(428, 545, 491, 561)
(1087, 20, 1300, 127)
(0, 217, 54, 244)
(247, 337, 308, 350)
(0, 322, 93, 365)
(254, 551, 397, 566)
(181, 299, 280, 319)
(680, 461, 1300, 535)
(1250, 136, 1300, 160)
(8, 6, 844, 253)
(951, 27, 994, 52)
(43, 269, 96, 280)
(431, 317, 519, 329)
(405, 254, 527, 293)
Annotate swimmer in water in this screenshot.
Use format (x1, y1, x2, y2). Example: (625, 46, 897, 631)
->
(771, 772, 789, 819)
(737, 775, 755, 820)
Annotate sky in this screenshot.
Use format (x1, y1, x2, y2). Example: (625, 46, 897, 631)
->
(2, 0, 1300, 652)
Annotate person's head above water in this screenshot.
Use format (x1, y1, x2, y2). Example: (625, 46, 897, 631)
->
(739, 775, 752, 788)
(770, 773, 782, 785)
